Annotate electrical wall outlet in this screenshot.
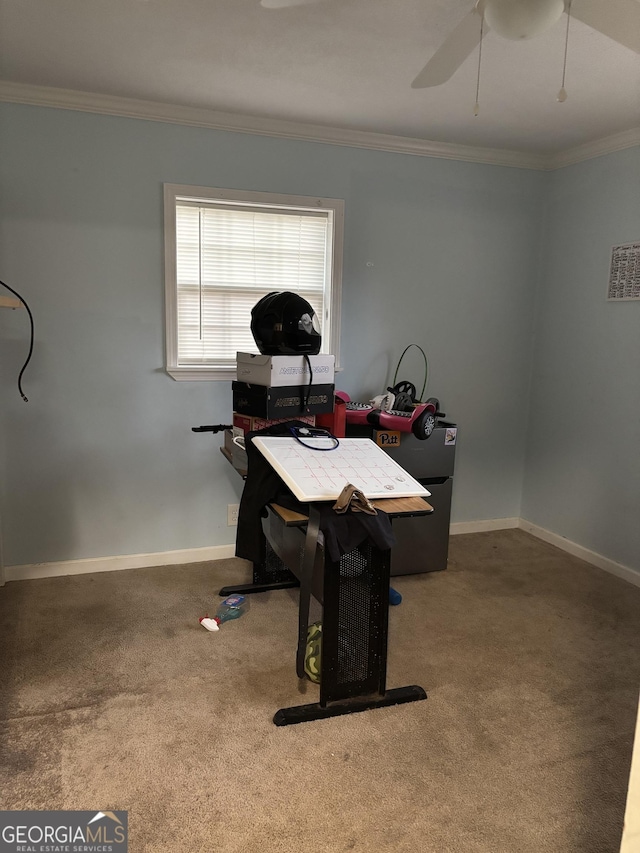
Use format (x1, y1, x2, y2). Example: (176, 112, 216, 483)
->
(227, 504, 239, 526)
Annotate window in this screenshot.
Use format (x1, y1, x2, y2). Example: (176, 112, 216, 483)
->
(164, 184, 344, 380)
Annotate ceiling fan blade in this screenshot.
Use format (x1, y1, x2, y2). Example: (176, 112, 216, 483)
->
(411, 8, 486, 89)
(261, 0, 326, 8)
(571, 0, 640, 54)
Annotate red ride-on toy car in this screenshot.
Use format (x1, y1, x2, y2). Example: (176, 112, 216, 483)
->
(340, 390, 444, 441)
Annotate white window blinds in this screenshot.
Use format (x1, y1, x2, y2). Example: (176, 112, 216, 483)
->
(175, 202, 330, 366)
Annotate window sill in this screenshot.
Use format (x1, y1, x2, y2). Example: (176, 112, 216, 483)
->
(166, 363, 342, 382)
(166, 366, 236, 382)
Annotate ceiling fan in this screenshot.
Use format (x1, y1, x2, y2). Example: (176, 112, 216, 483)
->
(260, 0, 640, 89)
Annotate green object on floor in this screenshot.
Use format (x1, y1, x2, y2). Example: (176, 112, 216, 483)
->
(304, 621, 322, 684)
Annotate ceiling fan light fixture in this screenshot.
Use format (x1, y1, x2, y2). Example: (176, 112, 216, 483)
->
(483, 0, 565, 40)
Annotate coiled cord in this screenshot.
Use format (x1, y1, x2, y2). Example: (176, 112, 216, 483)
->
(1, 279, 34, 402)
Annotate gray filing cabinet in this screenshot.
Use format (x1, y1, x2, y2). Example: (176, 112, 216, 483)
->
(347, 422, 457, 575)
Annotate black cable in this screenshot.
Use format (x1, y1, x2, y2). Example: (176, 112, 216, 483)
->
(301, 352, 313, 412)
(289, 425, 339, 451)
(0, 279, 34, 402)
(392, 343, 428, 401)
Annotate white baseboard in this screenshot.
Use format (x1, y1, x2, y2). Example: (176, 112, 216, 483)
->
(450, 517, 520, 535)
(519, 519, 640, 588)
(4, 518, 639, 588)
(5, 544, 238, 582)
(5, 518, 519, 581)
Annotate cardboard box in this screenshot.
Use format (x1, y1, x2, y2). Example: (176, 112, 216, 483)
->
(315, 395, 347, 438)
(236, 352, 335, 387)
(373, 430, 402, 449)
(222, 428, 248, 473)
(223, 428, 234, 458)
(232, 442, 248, 474)
(232, 381, 335, 419)
(233, 413, 316, 433)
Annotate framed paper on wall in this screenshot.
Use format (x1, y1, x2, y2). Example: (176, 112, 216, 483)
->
(607, 242, 640, 301)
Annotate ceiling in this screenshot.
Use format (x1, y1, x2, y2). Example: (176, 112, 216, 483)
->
(1, 0, 639, 159)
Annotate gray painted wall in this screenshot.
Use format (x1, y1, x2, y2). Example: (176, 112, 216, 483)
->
(0, 101, 571, 569)
(521, 146, 640, 573)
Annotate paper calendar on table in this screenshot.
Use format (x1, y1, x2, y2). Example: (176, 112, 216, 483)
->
(251, 436, 431, 502)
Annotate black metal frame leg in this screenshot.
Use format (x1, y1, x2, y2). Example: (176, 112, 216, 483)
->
(219, 539, 300, 596)
(273, 686, 427, 726)
(274, 538, 427, 725)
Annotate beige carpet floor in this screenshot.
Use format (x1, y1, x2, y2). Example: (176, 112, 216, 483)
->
(1, 529, 640, 853)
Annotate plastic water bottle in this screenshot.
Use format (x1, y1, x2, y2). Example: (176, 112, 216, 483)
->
(215, 594, 249, 625)
(199, 594, 250, 631)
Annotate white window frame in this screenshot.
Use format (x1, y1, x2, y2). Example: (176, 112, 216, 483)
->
(164, 183, 344, 381)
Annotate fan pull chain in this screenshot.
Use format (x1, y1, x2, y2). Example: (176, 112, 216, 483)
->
(474, 12, 485, 116)
(557, 1, 572, 102)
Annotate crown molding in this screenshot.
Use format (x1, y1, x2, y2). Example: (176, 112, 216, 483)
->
(0, 81, 548, 170)
(0, 80, 637, 172)
(545, 126, 640, 170)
